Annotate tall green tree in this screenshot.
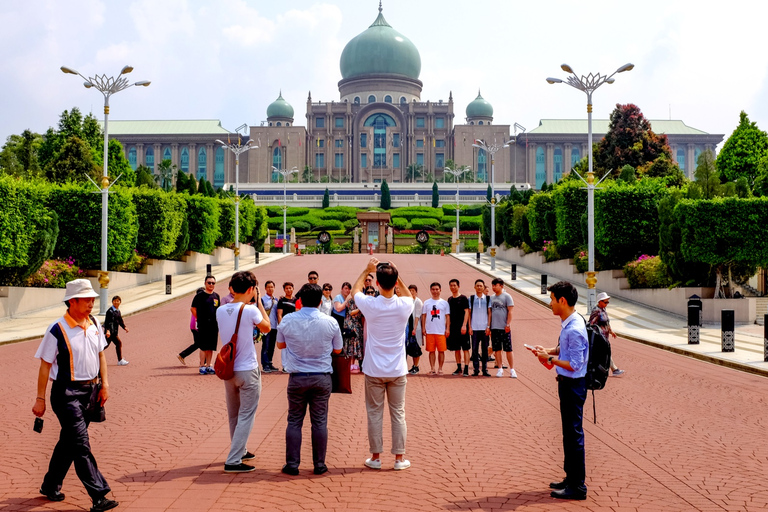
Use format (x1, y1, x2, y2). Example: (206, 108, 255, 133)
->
(135, 165, 157, 188)
(380, 180, 391, 210)
(322, 187, 330, 208)
(595, 103, 672, 177)
(405, 163, 423, 183)
(716, 111, 768, 185)
(0, 130, 43, 177)
(432, 181, 440, 208)
(690, 149, 721, 199)
(44, 136, 100, 183)
(155, 159, 176, 191)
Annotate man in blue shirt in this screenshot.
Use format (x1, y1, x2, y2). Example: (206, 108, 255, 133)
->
(532, 281, 589, 500)
(277, 283, 343, 476)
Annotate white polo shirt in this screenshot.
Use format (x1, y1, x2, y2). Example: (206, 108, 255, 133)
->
(35, 313, 107, 381)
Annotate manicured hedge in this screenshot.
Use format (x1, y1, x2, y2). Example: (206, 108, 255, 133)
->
(217, 200, 236, 246)
(50, 183, 139, 268)
(526, 192, 555, 250)
(266, 206, 309, 217)
(553, 180, 587, 256)
(442, 204, 484, 216)
(132, 188, 187, 259)
(410, 217, 441, 228)
(390, 206, 443, 220)
(187, 195, 221, 254)
(442, 215, 483, 230)
(391, 217, 409, 229)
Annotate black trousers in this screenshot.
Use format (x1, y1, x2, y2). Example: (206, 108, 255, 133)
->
(285, 374, 332, 468)
(261, 329, 277, 367)
(106, 333, 122, 361)
(179, 330, 200, 359)
(471, 331, 489, 372)
(42, 381, 110, 500)
(557, 376, 587, 489)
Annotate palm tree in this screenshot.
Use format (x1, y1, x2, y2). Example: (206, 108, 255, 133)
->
(405, 163, 423, 183)
(155, 159, 176, 191)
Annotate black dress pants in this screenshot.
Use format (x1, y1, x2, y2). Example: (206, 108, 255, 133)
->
(471, 331, 489, 372)
(557, 375, 587, 489)
(42, 381, 110, 501)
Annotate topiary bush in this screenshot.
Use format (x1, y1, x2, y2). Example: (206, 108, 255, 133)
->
(410, 217, 441, 229)
(131, 189, 187, 259)
(187, 195, 221, 254)
(390, 206, 443, 221)
(525, 192, 555, 251)
(553, 180, 587, 257)
(623, 255, 673, 288)
(391, 217, 409, 229)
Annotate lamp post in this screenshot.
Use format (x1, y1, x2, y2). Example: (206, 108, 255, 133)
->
(472, 139, 513, 270)
(216, 130, 257, 271)
(273, 166, 298, 253)
(444, 165, 471, 244)
(546, 62, 634, 312)
(61, 65, 150, 314)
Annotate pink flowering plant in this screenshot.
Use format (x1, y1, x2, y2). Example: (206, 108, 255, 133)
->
(574, 247, 602, 273)
(623, 255, 674, 289)
(542, 239, 561, 262)
(26, 258, 86, 288)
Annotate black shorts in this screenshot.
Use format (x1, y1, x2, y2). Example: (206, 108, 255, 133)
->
(447, 332, 471, 352)
(197, 326, 219, 351)
(490, 329, 512, 352)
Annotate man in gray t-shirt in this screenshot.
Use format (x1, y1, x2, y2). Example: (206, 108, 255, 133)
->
(489, 278, 516, 378)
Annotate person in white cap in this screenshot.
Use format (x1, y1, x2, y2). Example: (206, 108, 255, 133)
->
(32, 279, 119, 512)
(588, 292, 625, 377)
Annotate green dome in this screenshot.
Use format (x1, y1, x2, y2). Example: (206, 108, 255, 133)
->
(339, 8, 421, 80)
(466, 91, 493, 118)
(266, 92, 294, 119)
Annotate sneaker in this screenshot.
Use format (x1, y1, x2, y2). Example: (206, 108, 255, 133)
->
(612, 369, 625, 377)
(488, 355, 495, 362)
(364, 458, 382, 470)
(452, 366, 462, 375)
(262, 366, 273, 373)
(463, 366, 469, 377)
(199, 367, 207, 375)
(91, 497, 119, 512)
(205, 366, 216, 374)
(394, 459, 411, 471)
(224, 463, 256, 473)
(118, 359, 129, 366)
(408, 365, 419, 375)
(509, 368, 518, 378)
(40, 488, 65, 502)
(177, 354, 186, 366)
(496, 368, 504, 377)
(242, 451, 255, 461)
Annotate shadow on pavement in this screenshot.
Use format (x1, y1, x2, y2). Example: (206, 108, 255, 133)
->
(445, 490, 556, 510)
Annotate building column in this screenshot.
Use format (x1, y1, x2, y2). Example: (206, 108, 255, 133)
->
(189, 143, 197, 178)
(687, 143, 696, 178)
(171, 143, 179, 168)
(136, 143, 144, 169)
(527, 142, 536, 186)
(153, 143, 161, 173)
(546, 143, 554, 185)
(206, 143, 214, 182)
(564, 143, 573, 174)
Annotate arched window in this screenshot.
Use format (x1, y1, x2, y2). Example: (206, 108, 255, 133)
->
(180, 146, 189, 174)
(354, 96, 360, 104)
(364, 113, 397, 169)
(554, 146, 563, 183)
(400, 97, 407, 105)
(276, 122, 282, 127)
(128, 146, 137, 170)
(384, 95, 392, 103)
(145, 146, 154, 171)
(478, 121, 484, 125)
(163, 146, 172, 163)
(677, 148, 686, 172)
(368, 95, 376, 103)
(535, 147, 546, 189)
(286, 123, 290, 127)
(571, 147, 581, 168)
(197, 147, 207, 180)
(214, 147, 225, 189)
(478, 149, 487, 182)
(272, 146, 282, 182)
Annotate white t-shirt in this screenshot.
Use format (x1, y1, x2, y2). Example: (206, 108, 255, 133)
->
(354, 292, 413, 378)
(422, 298, 449, 335)
(216, 303, 264, 372)
(412, 297, 424, 336)
(469, 294, 491, 331)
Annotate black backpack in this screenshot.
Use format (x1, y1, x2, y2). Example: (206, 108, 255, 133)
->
(581, 315, 611, 423)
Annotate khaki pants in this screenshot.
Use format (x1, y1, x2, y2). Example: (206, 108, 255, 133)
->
(364, 375, 407, 455)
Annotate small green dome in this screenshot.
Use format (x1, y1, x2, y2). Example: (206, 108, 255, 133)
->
(340, 7, 421, 80)
(266, 92, 294, 119)
(466, 91, 493, 118)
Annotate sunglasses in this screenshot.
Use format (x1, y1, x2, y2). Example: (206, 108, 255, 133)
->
(323, 287, 332, 291)
(205, 281, 215, 285)
(308, 276, 318, 280)
(365, 291, 376, 295)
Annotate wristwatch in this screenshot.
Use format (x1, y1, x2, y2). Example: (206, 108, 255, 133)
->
(547, 356, 554, 364)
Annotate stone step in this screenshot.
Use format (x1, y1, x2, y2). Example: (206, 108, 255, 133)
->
(756, 297, 768, 325)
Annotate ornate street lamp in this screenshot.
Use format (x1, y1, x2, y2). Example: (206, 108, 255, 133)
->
(61, 65, 150, 314)
(444, 165, 471, 250)
(546, 62, 634, 311)
(472, 138, 513, 270)
(273, 166, 299, 253)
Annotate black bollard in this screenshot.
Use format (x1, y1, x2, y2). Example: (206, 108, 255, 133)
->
(165, 275, 172, 295)
(721, 309, 735, 352)
(476, 252, 480, 264)
(206, 263, 212, 276)
(255, 252, 259, 264)
(687, 305, 699, 344)
(541, 274, 547, 294)
(511, 264, 517, 281)
(764, 315, 767, 362)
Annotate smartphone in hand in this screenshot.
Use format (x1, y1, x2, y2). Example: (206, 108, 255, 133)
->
(33, 417, 44, 433)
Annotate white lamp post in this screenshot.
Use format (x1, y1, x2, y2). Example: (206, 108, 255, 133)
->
(216, 131, 257, 271)
(472, 139, 513, 270)
(546, 62, 634, 311)
(273, 166, 298, 253)
(444, 165, 471, 246)
(61, 65, 150, 314)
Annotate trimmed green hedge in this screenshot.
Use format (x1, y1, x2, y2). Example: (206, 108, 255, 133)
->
(50, 183, 138, 268)
(391, 217, 409, 229)
(266, 206, 309, 217)
(442, 215, 483, 230)
(526, 192, 555, 250)
(132, 188, 186, 259)
(410, 217, 441, 229)
(442, 204, 484, 216)
(187, 195, 221, 254)
(553, 180, 587, 256)
(390, 206, 443, 220)
(217, 200, 236, 246)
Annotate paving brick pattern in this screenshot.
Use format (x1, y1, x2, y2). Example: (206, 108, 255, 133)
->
(2, 254, 767, 511)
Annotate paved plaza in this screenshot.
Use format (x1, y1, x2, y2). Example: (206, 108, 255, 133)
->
(2, 254, 767, 511)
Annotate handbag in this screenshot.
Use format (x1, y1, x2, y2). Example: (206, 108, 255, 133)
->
(214, 304, 246, 380)
(406, 334, 422, 358)
(331, 354, 353, 394)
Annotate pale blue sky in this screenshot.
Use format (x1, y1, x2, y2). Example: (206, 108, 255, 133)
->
(1, 0, 765, 144)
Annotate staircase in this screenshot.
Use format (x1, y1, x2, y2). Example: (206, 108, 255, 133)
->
(757, 297, 768, 326)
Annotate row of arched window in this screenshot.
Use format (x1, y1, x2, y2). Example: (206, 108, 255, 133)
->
(353, 95, 408, 105)
(535, 146, 582, 189)
(126, 145, 225, 188)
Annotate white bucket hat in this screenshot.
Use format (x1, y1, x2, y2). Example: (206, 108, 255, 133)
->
(63, 279, 99, 301)
(596, 292, 610, 302)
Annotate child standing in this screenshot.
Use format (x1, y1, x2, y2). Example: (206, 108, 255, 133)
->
(104, 295, 130, 365)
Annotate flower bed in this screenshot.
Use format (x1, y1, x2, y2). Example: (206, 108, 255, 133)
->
(26, 259, 86, 288)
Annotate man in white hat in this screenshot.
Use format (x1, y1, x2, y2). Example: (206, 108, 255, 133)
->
(588, 292, 625, 377)
(32, 279, 119, 512)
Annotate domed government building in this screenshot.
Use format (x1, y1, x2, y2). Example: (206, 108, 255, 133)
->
(106, 3, 723, 197)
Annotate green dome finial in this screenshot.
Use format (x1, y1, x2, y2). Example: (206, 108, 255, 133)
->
(466, 90, 493, 119)
(266, 92, 294, 119)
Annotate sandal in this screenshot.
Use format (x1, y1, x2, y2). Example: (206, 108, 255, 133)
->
(429, 370, 436, 375)
(437, 369, 444, 375)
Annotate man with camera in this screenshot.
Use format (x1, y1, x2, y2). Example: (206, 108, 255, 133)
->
(32, 279, 119, 512)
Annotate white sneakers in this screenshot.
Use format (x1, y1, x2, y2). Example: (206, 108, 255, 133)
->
(118, 359, 129, 366)
(509, 369, 517, 378)
(496, 368, 504, 377)
(365, 458, 410, 470)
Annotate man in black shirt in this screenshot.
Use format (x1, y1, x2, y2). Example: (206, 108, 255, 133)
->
(277, 282, 296, 324)
(446, 279, 471, 376)
(183, 276, 220, 375)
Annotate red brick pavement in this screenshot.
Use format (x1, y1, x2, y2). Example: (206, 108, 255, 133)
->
(2, 254, 767, 511)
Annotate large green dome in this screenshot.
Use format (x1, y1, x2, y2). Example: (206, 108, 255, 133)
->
(339, 8, 421, 80)
(466, 91, 493, 118)
(266, 92, 294, 119)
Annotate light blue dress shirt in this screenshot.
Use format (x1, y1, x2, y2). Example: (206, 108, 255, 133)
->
(557, 311, 589, 379)
(277, 307, 343, 373)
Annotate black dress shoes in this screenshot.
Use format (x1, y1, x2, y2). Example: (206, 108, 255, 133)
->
(39, 488, 65, 502)
(281, 464, 300, 476)
(313, 464, 329, 475)
(550, 486, 587, 500)
(91, 497, 119, 512)
(549, 479, 568, 490)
